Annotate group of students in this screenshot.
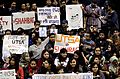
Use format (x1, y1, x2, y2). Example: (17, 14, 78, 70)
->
(0, 0, 120, 79)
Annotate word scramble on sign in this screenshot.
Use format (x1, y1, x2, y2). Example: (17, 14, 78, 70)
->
(37, 7, 60, 25)
(2, 35, 28, 54)
(32, 73, 93, 79)
(0, 69, 16, 79)
(54, 34, 80, 54)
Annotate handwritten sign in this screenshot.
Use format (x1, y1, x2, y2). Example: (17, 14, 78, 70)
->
(0, 16, 12, 30)
(54, 34, 80, 53)
(37, 7, 60, 25)
(12, 11, 35, 30)
(2, 35, 28, 54)
(0, 69, 16, 79)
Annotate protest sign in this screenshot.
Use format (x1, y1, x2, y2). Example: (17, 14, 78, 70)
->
(54, 34, 80, 54)
(32, 73, 93, 79)
(0, 16, 12, 30)
(37, 7, 60, 25)
(12, 11, 35, 30)
(66, 4, 83, 30)
(39, 27, 47, 37)
(2, 35, 28, 54)
(0, 69, 16, 79)
(50, 29, 58, 34)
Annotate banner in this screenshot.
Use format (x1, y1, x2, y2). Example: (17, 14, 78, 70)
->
(54, 34, 80, 53)
(32, 73, 93, 79)
(66, 4, 83, 30)
(2, 35, 28, 54)
(0, 16, 12, 30)
(12, 11, 35, 30)
(37, 7, 60, 25)
(0, 69, 16, 79)
(39, 27, 47, 37)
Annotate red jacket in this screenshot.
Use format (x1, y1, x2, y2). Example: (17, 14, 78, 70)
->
(17, 66, 24, 79)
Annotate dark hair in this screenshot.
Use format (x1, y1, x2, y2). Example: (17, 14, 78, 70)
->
(90, 62, 101, 74)
(49, 33, 55, 37)
(34, 20, 40, 25)
(9, 55, 19, 72)
(60, 48, 67, 54)
(30, 58, 37, 64)
(58, 48, 68, 62)
(5, 29, 12, 34)
(41, 49, 50, 59)
(66, 58, 79, 73)
(32, 37, 40, 44)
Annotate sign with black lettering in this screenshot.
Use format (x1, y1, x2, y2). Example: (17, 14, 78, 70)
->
(12, 11, 35, 30)
(37, 7, 60, 25)
(0, 69, 16, 79)
(2, 35, 28, 54)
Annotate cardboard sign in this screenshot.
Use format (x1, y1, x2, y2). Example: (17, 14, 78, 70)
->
(2, 35, 29, 54)
(66, 4, 83, 30)
(12, 11, 35, 30)
(37, 7, 60, 25)
(0, 69, 16, 79)
(54, 34, 80, 54)
(32, 73, 93, 79)
(0, 16, 12, 30)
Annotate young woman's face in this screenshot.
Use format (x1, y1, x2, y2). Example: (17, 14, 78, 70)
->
(92, 64, 98, 73)
(10, 58, 15, 65)
(70, 59, 77, 67)
(43, 52, 49, 59)
(61, 52, 67, 58)
(95, 48, 101, 55)
(25, 53, 30, 62)
(43, 60, 50, 68)
(30, 61, 37, 68)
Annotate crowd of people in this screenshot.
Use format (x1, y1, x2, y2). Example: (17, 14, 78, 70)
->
(0, 0, 120, 79)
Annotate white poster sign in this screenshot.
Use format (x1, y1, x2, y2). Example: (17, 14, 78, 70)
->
(54, 34, 80, 54)
(0, 16, 12, 30)
(0, 69, 16, 79)
(66, 4, 83, 30)
(50, 29, 58, 34)
(33, 73, 93, 79)
(39, 27, 47, 37)
(2, 35, 29, 54)
(37, 7, 60, 25)
(12, 11, 35, 30)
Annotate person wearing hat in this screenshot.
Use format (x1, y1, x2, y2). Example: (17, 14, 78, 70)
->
(109, 56, 119, 78)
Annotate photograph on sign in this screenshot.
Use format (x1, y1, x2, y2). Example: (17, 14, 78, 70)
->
(39, 27, 47, 37)
(66, 4, 83, 30)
